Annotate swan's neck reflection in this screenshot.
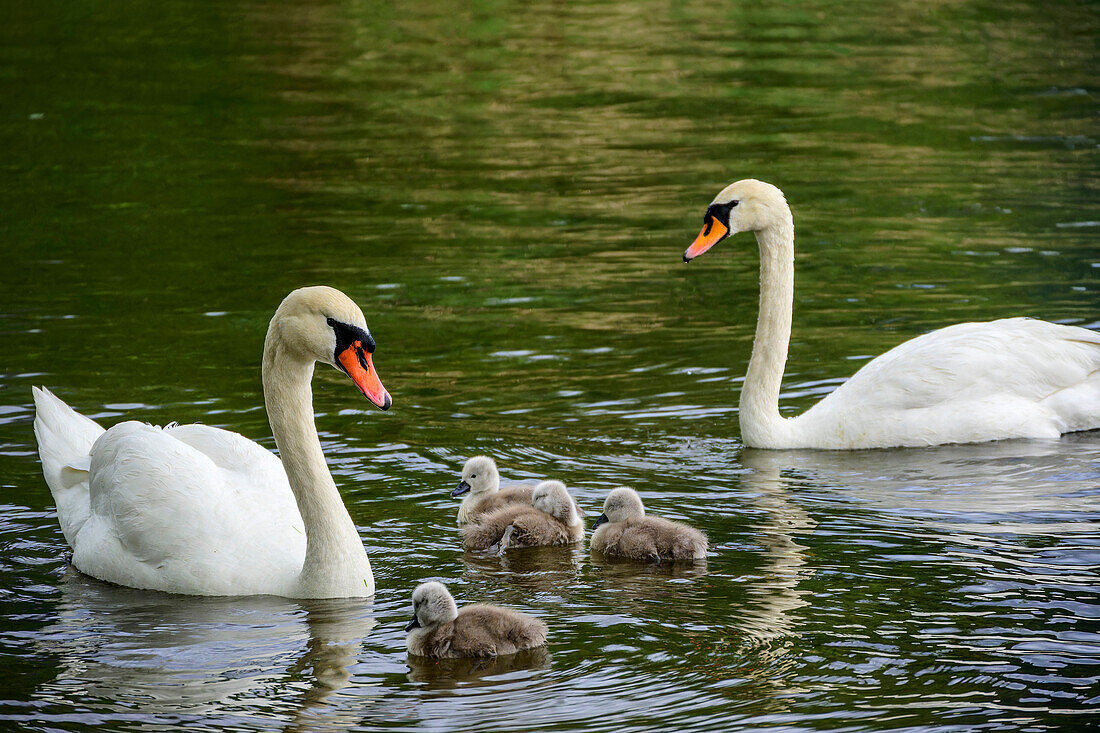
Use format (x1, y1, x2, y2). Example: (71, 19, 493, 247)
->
(282, 599, 376, 732)
(739, 449, 817, 644)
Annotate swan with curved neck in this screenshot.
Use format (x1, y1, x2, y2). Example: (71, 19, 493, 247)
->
(33, 285, 391, 597)
(683, 179, 1100, 449)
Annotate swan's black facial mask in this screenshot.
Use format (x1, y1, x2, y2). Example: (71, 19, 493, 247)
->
(704, 200, 739, 232)
(329, 318, 376, 358)
(327, 318, 391, 411)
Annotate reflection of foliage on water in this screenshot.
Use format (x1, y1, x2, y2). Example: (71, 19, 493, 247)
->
(0, 0, 1096, 730)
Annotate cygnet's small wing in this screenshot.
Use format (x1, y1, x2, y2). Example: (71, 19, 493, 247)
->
(461, 505, 531, 550)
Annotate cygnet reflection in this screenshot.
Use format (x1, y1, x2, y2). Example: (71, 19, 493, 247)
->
(406, 645, 551, 687)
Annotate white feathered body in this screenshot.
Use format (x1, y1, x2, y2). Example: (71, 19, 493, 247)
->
(775, 318, 1100, 449)
(33, 387, 310, 596)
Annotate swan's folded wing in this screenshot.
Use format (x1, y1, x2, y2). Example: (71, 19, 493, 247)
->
(79, 422, 224, 573)
(453, 606, 544, 656)
(76, 421, 304, 594)
(165, 423, 295, 503)
(829, 318, 1100, 410)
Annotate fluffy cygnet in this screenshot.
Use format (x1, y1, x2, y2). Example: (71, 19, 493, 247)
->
(591, 487, 707, 562)
(452, 456, 533, 525)
(404, 581, 548, 658)
(462, 480, 584, 553)
(452, 456, 586, 526)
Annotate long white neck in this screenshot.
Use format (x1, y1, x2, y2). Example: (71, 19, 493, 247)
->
(262, 327, 373, 597)
(739, 215, 795, 448)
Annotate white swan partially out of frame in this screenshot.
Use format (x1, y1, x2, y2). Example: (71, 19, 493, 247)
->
(683, 179, 1100, 450)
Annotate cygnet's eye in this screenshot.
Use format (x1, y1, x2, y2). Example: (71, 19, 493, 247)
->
(471, 474, 477, 478)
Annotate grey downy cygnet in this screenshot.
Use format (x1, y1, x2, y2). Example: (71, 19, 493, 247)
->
(452, 456, 584, 526)
(591, 487, 707, 562)
(404, 581, 548, 658)
(452, 456, 534, 525)
(462, 480, 584, 554)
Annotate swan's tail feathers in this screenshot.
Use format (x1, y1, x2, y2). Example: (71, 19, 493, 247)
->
(1047, 331, 1100, 434)
(1045, 368, 1100, 434)
(32, 387, 103, 547)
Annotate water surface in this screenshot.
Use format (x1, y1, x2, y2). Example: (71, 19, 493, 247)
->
(1, 0, 1097, 731)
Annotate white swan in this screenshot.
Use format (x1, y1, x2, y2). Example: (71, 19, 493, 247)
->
(683, 179, 1100, 449)
(32, 285, 391, 597)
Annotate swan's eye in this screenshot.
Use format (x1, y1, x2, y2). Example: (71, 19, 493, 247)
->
(704, 200, 739, 230)
(326, 316, 337, 328)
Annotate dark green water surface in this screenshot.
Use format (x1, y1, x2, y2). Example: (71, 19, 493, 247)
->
(1, 0, 1098, 731)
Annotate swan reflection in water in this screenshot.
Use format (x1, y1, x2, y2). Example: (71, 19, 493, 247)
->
(657, 432, 1100, 713)
(729, 432, 1100, 644)
(742, 431, 1100, 526)
(735, 449, 817, 647)
(34, 571, 376, 731)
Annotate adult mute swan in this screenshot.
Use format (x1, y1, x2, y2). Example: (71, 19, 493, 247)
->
(683, 179, 1100, 449)
(32, 286, 391, 597)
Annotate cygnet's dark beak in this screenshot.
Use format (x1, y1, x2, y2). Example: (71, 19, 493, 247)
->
(451, 480, 471, 498)
(404, 614, 421, 632)
(592, 513, 609, 530)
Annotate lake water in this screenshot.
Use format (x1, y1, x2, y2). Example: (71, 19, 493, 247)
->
(1, 0, 1097, 731)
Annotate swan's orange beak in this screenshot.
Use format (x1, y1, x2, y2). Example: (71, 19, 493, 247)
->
(683, 218, 729, 262)
(338, 343, 391, 411)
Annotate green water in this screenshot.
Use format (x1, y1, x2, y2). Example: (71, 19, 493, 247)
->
(1, 0, 1098, 730)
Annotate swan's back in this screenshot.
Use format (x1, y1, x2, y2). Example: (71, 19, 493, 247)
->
(796, 318, 1100, 448)
(509, 508, 583, 547)
(409, 605, 548, 658)
(835, 319, 1099, 407)
(34, 388, 307, 595)
(460, 485, 533, 525)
